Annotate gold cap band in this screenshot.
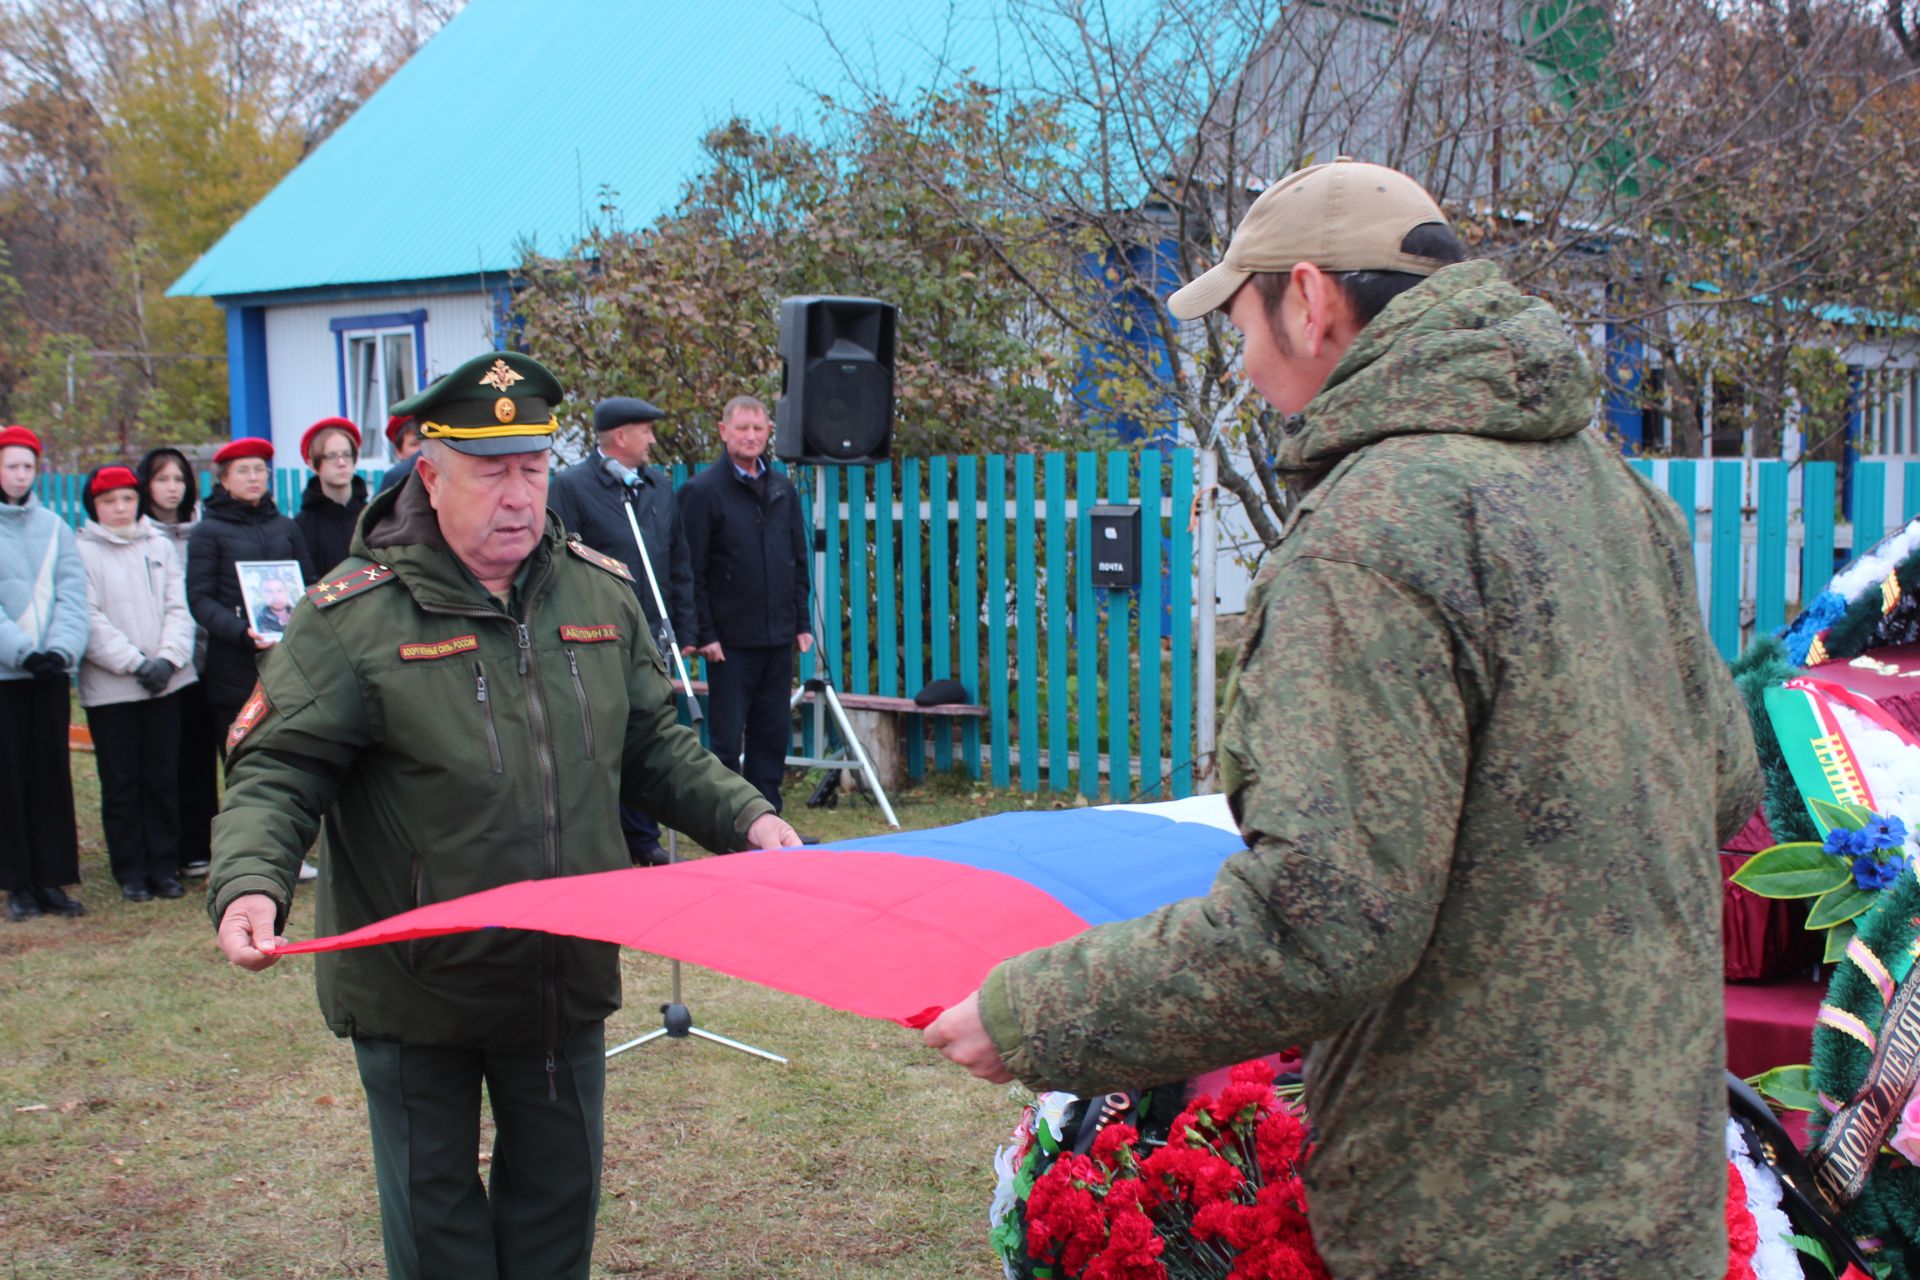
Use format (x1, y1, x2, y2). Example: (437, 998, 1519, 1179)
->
(419, 418, 556, 441)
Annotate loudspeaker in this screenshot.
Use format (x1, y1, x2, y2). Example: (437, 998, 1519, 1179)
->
(774, 296, 896, 464)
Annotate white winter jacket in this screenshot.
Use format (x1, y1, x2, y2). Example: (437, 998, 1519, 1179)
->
(75, 517, 197, 707)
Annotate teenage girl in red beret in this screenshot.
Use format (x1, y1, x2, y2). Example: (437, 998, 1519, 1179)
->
(185, 438, 313, 761)
(292, 418, 367, 578)
(75, 464, 198, 902)
(0, 426, 88, 922)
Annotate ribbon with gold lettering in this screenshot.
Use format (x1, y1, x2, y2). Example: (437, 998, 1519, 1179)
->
(1811, 962, 1920, 1210)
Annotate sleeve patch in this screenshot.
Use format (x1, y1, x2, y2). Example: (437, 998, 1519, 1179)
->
(559, 624, 618, 644)
(227, 682, 270, 750)
(566, 538, 634, 582)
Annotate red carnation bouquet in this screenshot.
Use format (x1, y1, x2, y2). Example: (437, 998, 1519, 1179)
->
(1008, 1059, 1329, 1280)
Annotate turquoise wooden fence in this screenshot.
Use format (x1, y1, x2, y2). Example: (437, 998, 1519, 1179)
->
(34, 451, 1204, 801)
(1624, 456, 1899, 661)
(769, 450, 1202, 801)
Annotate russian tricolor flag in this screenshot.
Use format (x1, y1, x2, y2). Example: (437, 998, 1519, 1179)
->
(275, 797, 1247, 1026)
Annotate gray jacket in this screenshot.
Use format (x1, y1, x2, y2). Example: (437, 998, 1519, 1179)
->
(0, 494, 87, 680)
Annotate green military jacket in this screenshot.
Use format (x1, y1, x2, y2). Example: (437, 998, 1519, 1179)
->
(979, 262, 1763, 1278)
(208, 476, 772, 1048)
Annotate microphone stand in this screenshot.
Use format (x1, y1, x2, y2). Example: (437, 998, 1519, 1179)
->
(604, 466, 787, 1065)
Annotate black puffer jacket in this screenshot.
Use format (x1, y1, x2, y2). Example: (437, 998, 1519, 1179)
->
(293, 475, 367, 581)
(187, 488, 314, 713)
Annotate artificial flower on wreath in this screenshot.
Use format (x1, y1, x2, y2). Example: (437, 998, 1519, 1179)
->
(1730, 803, 1910, 963)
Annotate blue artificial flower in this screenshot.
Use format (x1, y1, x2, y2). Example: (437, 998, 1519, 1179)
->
(1866, 814, 1910, 853)
(1826, 827, 1862, 858)
(1854, 854, 1908, 891)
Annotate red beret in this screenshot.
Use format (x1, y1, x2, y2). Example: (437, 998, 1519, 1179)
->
(88, 465, 138, 497)
(213, 437, 275, 465)
(300, 417, 361, 466)
(0, 424, 42, 455)
(384, 414, 414, 449)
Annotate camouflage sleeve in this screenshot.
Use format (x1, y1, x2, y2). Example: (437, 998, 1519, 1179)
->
(206, 609, 371, 931)
(979, 555, 1469, 1094)
(1710, 654, 1764, 846)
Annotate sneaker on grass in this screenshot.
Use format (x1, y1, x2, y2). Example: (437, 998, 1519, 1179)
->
(299, 861, 319, 883)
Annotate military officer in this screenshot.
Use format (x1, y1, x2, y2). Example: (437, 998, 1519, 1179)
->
(209, 351, 795, 1280)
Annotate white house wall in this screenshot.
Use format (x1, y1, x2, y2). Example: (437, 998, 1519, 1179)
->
(262, 290, 497, 462)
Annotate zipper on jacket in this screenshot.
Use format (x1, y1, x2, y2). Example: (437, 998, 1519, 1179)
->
(415, 557, 564, 1089)
(565, 649, 595, 760)
(473, 660, 504, 773)
(512, 565, 564, 1103)
(407, 853, 424, 969)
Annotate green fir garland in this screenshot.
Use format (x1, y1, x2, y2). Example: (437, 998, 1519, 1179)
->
(1819, 549, 1920, 667)
(1733, 635, 1817, 845)
(1811, 867, 1920, 1277)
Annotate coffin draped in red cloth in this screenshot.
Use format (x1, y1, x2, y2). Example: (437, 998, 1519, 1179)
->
(1721, 810, 1822, 981)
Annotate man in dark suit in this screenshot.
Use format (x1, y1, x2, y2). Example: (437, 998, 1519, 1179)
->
(549, 395, 698, 864)
(678, 395, 812, 812)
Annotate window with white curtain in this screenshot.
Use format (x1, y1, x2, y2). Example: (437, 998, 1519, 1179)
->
(345, 330, 418, 462)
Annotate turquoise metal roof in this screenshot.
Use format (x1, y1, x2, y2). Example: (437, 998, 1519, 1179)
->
(170, 0, 1133, 299)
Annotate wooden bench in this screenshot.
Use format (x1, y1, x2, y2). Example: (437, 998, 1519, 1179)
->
(675, 680, 986, 788)
(676, 680, 985, 719)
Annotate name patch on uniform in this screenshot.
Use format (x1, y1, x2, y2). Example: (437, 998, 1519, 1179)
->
(399, 634, 479, 662)
(559, 624, 618, 644)
(228, 683, 269, 750)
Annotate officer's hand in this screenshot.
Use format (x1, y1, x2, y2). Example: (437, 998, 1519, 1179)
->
(923, 991, 1015, 1083)
(246, 628, 272, 651)
(745, 813, 800, 849)
(796, 632, 814, 654)
(698, 641, 725, 663)
(218, 893, 286, 971)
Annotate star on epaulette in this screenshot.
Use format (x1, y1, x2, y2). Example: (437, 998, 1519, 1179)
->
(566, 538, 634, 582)
(307, 563, 399, 609)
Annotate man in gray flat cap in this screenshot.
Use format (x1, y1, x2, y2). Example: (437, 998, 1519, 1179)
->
(549, 395, 697, 865)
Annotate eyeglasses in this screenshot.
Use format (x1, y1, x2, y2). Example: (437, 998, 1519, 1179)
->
(317, 451, 356, 464)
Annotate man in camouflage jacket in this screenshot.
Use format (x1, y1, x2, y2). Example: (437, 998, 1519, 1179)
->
(926, 161, 1762, 1278)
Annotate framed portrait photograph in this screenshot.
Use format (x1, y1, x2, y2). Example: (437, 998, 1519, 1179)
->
(236, 560, 306, 644)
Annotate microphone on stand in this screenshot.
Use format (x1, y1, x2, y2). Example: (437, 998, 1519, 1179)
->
(601, 454, 701, 719)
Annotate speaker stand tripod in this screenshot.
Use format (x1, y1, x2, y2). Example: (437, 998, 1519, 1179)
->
(781, 468, 901, 829)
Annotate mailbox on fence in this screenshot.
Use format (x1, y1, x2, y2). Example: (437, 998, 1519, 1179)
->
(1088, 503, 1142, 588)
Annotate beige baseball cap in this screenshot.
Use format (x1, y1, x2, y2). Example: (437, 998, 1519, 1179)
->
(1167, 157, 1450, 320)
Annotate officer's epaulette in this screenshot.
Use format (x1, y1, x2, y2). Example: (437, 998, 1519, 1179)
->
(566, 538, 634, 583)
(306, 561, 400, 609)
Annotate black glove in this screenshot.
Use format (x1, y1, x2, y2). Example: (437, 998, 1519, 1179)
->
(21, 651, 66, 680)
(134, 658, 176, 695)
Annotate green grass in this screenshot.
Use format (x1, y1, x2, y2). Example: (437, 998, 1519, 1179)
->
(0, 756, 1051, 1278)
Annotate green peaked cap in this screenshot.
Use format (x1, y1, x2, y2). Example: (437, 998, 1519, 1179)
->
(393, 350, 565, 456)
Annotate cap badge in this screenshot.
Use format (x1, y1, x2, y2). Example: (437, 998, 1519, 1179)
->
(494, 397, 517, 423)
(479, 359, 524, 393)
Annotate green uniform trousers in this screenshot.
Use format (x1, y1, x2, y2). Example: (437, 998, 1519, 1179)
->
(352, 1024, 606, 1280)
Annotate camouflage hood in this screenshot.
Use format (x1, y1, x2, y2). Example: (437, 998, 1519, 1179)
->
(1276, 259, 1592, 487)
